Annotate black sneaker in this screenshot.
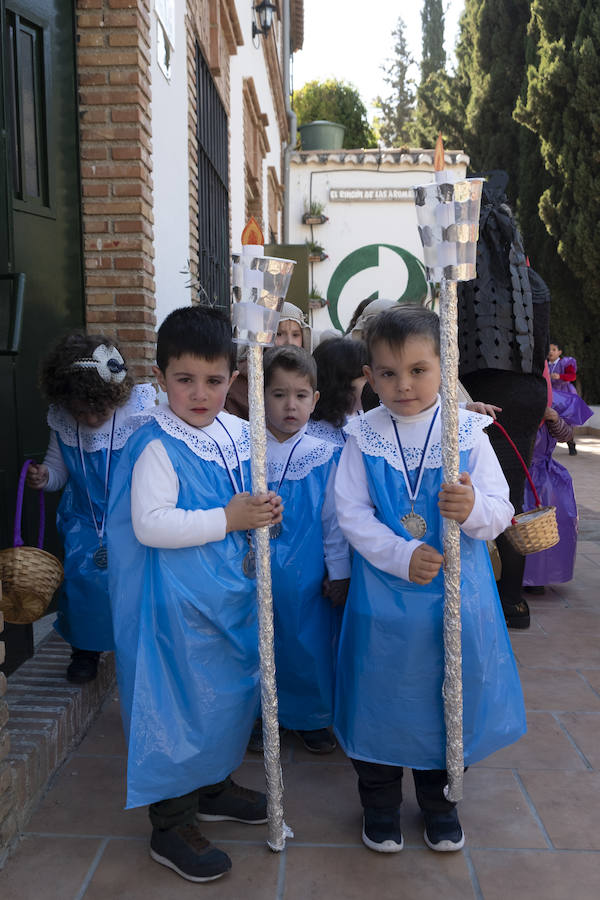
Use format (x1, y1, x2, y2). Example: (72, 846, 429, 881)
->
(66, 648, 100, 684)
(362, 807, 403, 852)
(523, 585, 545, 595)
(150, 824, 231, 882)
(502, 598, 530, 629)
(247, 718, 264, 753)
(568, 443, 577, 456)
(196, 777, 267, 824)
(294, 728, 337, 754)
(423, 809, 465, 851)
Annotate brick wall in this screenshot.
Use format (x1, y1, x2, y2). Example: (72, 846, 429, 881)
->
(76, 0, 156, 380)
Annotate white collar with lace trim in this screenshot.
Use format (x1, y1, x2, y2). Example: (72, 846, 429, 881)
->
(344, 402, 492, 472)
(148, 405, 250, 466)
(306, 417, 345, 447)
(267, 427, 334, 482)
(48, 383, 156, 451)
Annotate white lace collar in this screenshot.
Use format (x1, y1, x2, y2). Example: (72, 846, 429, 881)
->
(48, 383, 156, 451)
(267, 429, 334, 482)
(148, 405, 250, 466)
(344, 404, 492, 471)
(306, 418, 345, 447)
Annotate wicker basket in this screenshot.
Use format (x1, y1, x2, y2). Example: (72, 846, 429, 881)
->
(0, 460, 64, 625)
(493, 421, 559, 556)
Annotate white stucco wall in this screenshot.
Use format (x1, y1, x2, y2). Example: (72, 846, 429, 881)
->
(229, 12, 285, 253)
(150, 1, 191, 329)
(289, 154, 469, 334)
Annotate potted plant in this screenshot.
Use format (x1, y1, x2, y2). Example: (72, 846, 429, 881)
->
(302, 200, 329, 226)
(305, 239, 328, 263)
(308, 287, 328, 309)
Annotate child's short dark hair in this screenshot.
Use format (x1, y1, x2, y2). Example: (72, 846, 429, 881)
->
(365, 307, 440, 363)
(263, 345, 317, 391)
(156, 305, 236, 373)
(312, 337, 367, 427)
(40, 332, 134, 415)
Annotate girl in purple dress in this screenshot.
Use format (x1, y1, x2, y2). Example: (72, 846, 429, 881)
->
(523, 389, 592, 592)
(548, 342, 587, 455)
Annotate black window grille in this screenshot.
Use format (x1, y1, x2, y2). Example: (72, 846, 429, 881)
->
(195, 44, 229, 311)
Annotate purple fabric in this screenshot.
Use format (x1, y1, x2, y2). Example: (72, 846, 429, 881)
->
(551, 382, 593, 427)
(13, 460, 45, 549)
(522, 390, 591, 587)
(549, 356, 577, 395)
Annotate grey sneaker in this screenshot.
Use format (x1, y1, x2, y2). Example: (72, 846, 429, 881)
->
(150, 823, 231, 881)
(196, 777, 267, 824)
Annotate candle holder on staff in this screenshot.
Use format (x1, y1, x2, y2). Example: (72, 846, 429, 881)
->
(232, 218, 295, 851)
(413, 137, 484, 802)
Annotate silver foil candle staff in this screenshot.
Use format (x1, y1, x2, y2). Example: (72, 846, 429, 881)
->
(413, 138, 484, 802)
(232, 221, 295, 850)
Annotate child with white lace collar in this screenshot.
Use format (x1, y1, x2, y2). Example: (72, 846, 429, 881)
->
(261, 345, 351, 756)
(334, 307, 526, 856)
(107, 305, 282, 884)
(26, 331, 155, 684)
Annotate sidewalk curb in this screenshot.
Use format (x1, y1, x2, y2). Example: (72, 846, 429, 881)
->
(0, 633, 115, 866)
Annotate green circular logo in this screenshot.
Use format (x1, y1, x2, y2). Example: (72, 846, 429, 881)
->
(327, 244, 427, 331)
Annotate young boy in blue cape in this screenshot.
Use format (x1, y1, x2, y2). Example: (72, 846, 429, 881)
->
(264, 345, 351, 753)
(334, 307, 526, 855)
(107, 306, 282, 883)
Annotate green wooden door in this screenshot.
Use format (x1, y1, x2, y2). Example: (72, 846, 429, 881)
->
(1, 0, 84, 673)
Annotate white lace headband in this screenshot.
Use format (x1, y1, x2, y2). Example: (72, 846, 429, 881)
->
(71, 344, 127, 384)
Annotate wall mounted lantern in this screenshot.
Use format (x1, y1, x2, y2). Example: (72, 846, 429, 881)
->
(252, 1, 276, 39)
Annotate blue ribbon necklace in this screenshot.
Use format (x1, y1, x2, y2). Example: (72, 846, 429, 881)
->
(390, 407, 439, 539)
(202, 416, 256, 579)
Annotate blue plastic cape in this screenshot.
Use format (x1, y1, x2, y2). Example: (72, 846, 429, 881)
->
(51, 385, 155, 650)
(334, 448, 527, 769)
(107, 415, 259, 809)
(268, 438, 339, 730)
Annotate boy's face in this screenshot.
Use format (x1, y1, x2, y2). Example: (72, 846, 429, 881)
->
(265, 367, 319, 442)
(365, 336, 440, 417)
(548, 343, 562, 362)
(153, 353, 237, 429)
(275, 319, 304, 347)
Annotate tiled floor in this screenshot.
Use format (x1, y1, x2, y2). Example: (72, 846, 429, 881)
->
(2, 439, 599, 899)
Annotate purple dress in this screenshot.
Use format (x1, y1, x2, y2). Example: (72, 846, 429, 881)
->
(523, 390, 592, 586)
(548, 356, 592, 424)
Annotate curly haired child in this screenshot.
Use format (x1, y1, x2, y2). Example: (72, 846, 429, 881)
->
(26, 332, 155, 682)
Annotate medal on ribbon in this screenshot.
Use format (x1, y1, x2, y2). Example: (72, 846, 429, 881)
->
(77, 415, 116, 569)
(391, 407, 439, 540)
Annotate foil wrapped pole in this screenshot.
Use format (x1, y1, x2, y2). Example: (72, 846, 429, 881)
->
(246, 344, 288, 850)
(439, 277, 463, 802)
(232, 248, 296, 851)
(413, 166, 484, 803)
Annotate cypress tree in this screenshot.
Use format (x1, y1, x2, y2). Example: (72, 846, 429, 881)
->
(460, 0, 532, 207)
(374, 17, 415, 147)
(420, 0, 446, 81)
(515, 0, 600, 400)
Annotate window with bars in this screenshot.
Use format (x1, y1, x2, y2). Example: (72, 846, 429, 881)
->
(195, 44, 229, 311)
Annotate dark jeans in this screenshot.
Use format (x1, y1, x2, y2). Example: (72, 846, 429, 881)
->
(351, 758, 457, 814)
(462, 370, 548, 607)
(148, 778, 228, 830)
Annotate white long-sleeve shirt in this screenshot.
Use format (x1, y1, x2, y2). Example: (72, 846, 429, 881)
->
(266, 428, 351, 581)
(335, 399, 514, 583)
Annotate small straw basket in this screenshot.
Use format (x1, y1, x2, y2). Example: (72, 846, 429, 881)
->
(0, 460, 64, 625)
(493, 421, 559, 555)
